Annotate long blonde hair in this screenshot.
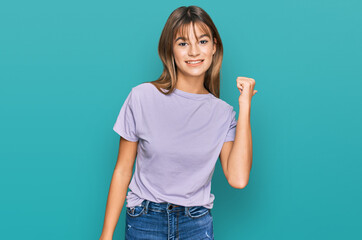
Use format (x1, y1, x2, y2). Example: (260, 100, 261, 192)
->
(145, 5, 223, 98)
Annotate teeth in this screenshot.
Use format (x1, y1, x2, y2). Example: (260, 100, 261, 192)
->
(186, 60, 202, 64)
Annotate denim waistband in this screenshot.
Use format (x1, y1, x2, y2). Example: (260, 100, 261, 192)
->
(138, 199, 193, 215)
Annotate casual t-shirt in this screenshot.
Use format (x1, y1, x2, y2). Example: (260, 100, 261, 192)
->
(113, 82, 237, 209)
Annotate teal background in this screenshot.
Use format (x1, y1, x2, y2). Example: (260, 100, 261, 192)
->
(0, 0, 361, 239)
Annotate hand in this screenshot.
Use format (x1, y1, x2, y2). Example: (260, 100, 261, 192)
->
(236, 76, 257, 104)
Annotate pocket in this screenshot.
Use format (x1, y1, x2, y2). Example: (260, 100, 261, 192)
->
(186, 206, 210, 219)
(126, 205, 145, 218)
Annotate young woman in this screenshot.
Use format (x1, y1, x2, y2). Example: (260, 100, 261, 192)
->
(100, 5, 257, 240)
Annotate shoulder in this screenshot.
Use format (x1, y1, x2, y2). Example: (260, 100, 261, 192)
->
(210, 95, 234, 113)
(125, 82, 152, 102)
(130, 82, 155, 97)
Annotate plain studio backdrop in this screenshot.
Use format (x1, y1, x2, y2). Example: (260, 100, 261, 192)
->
(0, 0, 361, 239)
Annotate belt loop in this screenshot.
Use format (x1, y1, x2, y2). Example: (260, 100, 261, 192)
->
(144, 200, 150, 214)
(184, 206, 188, 216)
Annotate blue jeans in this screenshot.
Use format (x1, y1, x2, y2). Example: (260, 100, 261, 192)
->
(125, 199, 214, 239)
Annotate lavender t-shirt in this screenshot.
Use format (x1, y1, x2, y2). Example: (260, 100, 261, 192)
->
(113, 82, 237, 209)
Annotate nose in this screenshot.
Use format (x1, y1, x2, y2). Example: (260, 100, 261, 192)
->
(188, 43, 200, 57)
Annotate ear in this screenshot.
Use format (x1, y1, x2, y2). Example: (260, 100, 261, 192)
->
(213, 37, 217, 55)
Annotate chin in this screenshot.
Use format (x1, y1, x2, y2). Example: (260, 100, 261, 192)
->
(183, 67, 209, 74)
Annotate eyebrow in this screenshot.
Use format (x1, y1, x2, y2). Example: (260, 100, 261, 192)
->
(175, 34, 210, 42)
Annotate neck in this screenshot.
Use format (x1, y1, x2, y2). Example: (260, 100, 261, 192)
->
(175, 72, 208, 94)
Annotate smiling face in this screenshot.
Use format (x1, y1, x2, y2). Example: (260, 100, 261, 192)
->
(173, 22, 216, 80)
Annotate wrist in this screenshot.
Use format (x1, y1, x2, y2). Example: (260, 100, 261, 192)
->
(238, 101, 251, 108)
(100, 232, 113, 240)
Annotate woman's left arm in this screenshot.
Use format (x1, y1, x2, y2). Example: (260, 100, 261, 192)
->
(227, 77, 257, 188)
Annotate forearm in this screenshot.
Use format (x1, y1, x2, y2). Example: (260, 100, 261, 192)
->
(227, 104, 253, 188)
(100, 170, 132, 238)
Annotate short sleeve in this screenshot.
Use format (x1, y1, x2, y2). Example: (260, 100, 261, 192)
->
(224, 107, 237, 142)
(113, 89, 139, 142)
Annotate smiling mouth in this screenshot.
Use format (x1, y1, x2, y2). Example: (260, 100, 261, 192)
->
(185, 59, 204, 64)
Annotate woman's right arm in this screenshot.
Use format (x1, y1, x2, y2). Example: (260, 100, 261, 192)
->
(99, 137, 138, 240)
